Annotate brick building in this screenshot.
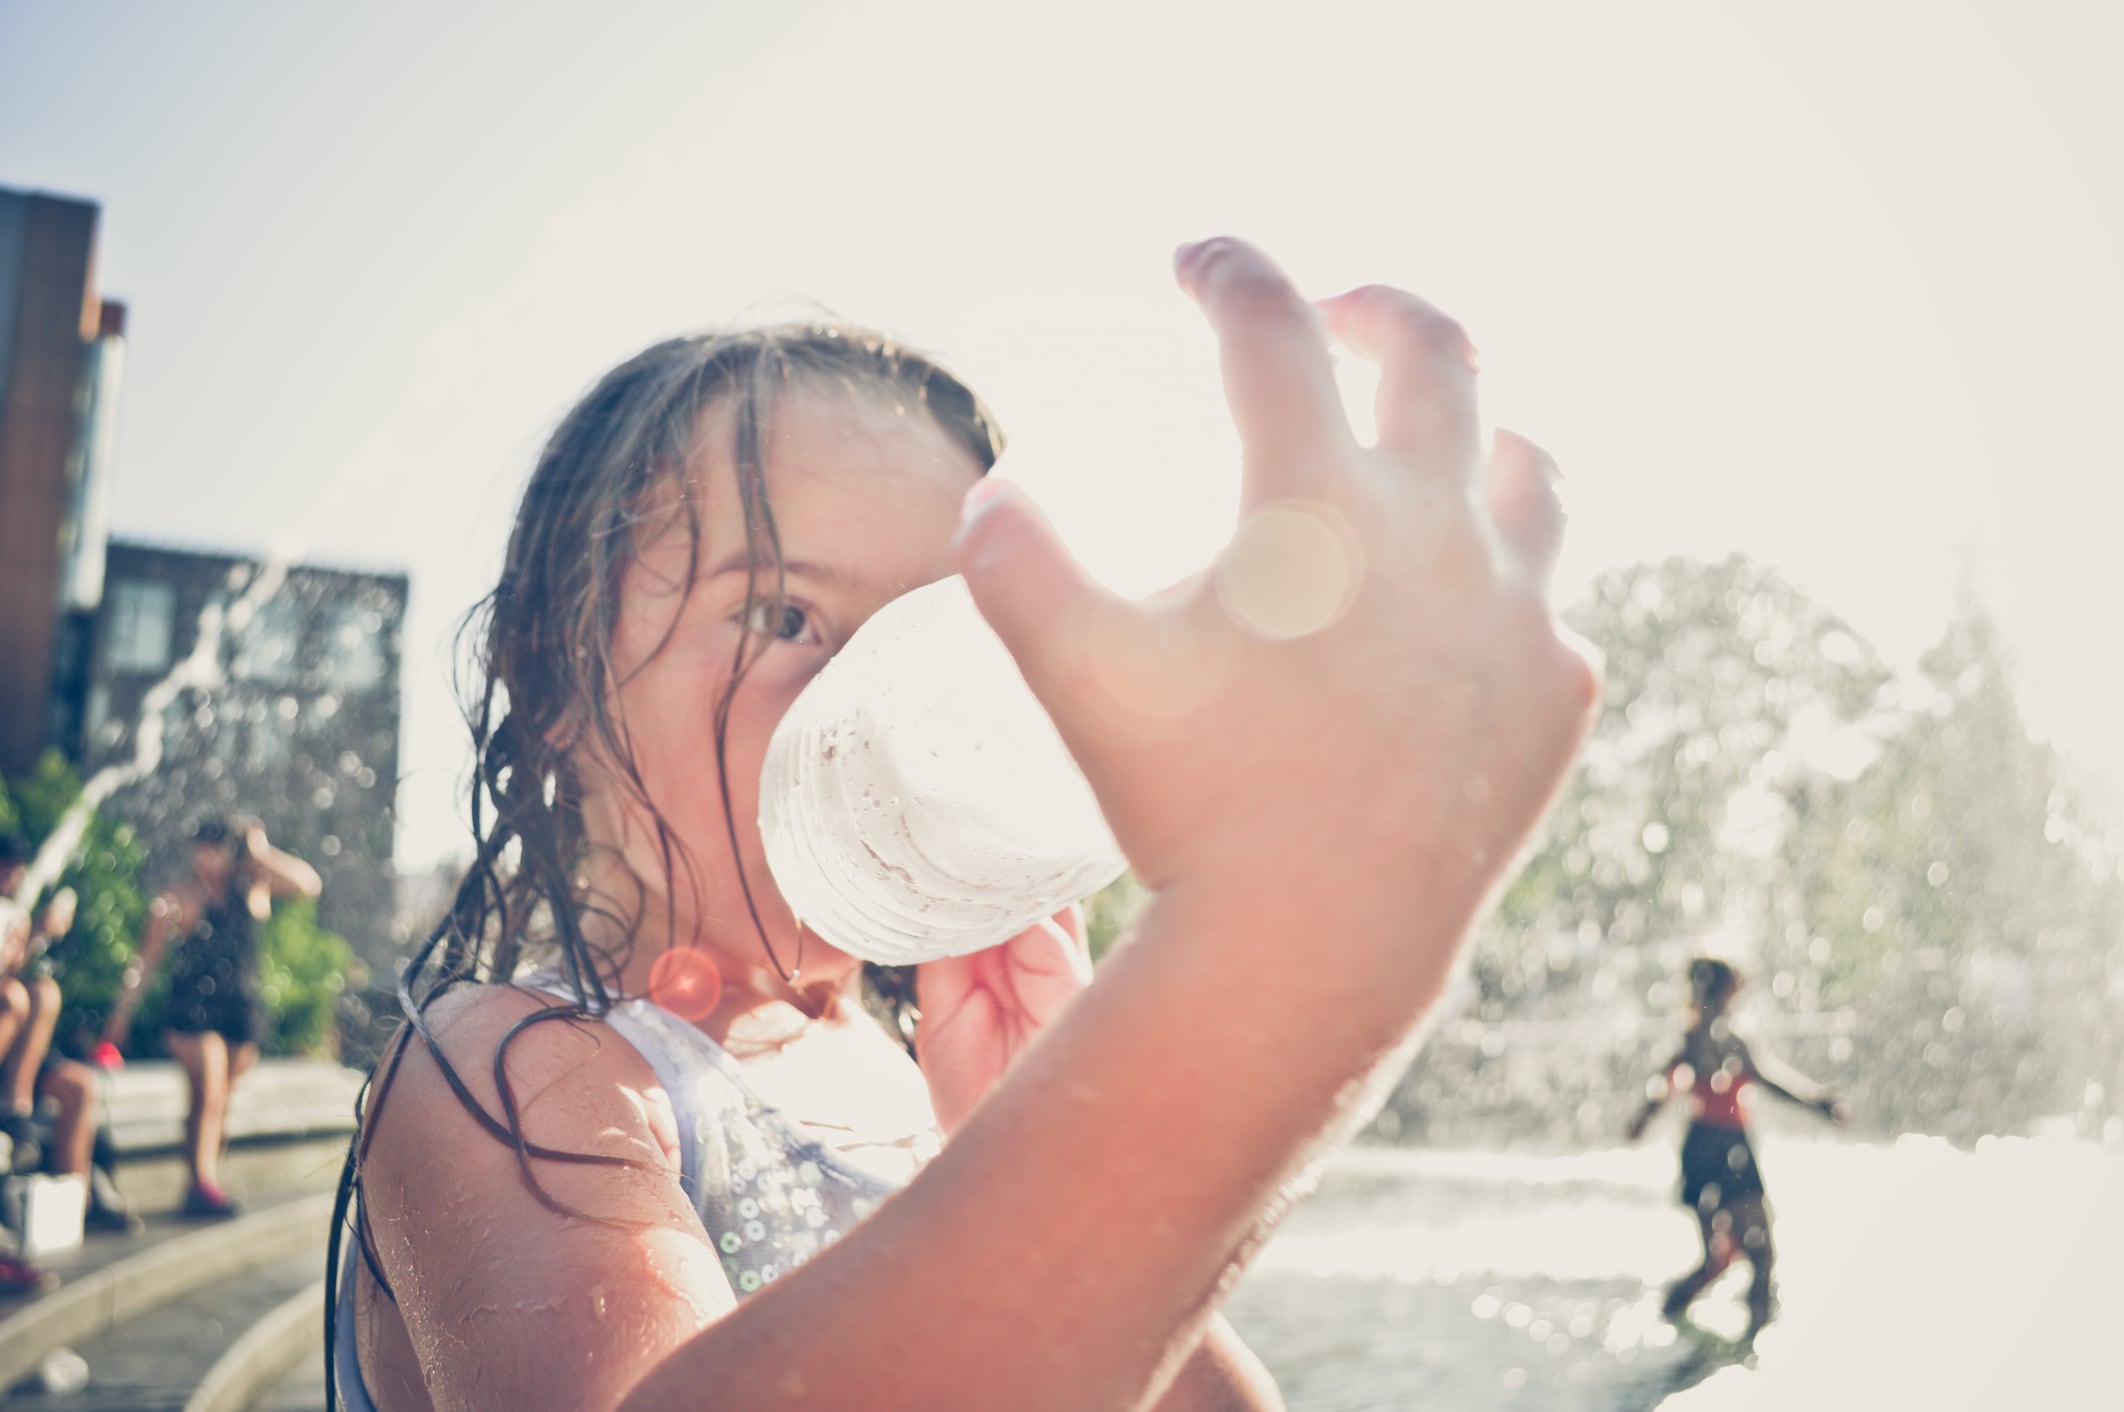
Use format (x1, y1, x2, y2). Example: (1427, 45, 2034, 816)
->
(0, 187, 117, 778)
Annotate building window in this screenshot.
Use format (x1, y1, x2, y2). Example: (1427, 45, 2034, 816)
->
(320, 602, 387, 691)
(103, 580, 176, 673)
(233, 596, 304, 684)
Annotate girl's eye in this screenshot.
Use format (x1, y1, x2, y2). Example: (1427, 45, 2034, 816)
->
(745, 599, 817, 644)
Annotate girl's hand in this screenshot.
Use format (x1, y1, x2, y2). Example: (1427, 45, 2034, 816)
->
(915, 906, 1092, 1133)
(956, 239, 1599, 1008)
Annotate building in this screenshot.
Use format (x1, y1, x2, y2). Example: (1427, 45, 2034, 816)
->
(1, 185, 408, 970)
(83, 539, 409, 970)
(0, 187, 118, 778)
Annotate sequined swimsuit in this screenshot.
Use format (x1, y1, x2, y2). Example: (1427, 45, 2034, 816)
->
(332, 986, 907, 1411)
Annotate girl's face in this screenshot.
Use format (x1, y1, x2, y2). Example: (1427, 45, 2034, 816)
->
(579, 384, 984, 984)
(192, 842, 236, 891)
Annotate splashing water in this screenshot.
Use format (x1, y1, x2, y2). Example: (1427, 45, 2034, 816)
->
(8, 556, 292, 911)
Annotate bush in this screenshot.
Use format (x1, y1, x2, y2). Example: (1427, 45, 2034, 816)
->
(258, 897, 354, 1057)
(1, 751, 150, 1057)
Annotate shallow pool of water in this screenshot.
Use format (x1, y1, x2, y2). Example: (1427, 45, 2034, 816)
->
(1224, 1136, 2116, 1411)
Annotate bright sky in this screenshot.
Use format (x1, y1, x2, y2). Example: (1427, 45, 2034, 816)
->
(3, 0, 2119, 869)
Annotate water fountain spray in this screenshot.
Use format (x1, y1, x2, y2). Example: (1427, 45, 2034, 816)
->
(7, 556, 292, 912)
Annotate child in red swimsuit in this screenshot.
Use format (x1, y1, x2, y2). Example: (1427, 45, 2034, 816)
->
(1626, 957, 1845, 1338)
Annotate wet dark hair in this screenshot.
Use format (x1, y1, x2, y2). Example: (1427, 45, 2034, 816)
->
(1689, 957, 1740, 1012)
(326, 323, 1002, 1405)
(188, 816, 234, 846)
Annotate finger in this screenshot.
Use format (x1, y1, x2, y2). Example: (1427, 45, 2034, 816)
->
(1317, 284, 1479, 479)
(1033, 909, 1093, 985)
(954, 478, 1127, 728)
(914, 951, 976, 1023)
(1482, 429, 1567, 590)
(1176, 237, 1356, 501)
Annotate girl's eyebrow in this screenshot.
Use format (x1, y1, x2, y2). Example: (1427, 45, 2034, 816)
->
(704, 552, 857, 589)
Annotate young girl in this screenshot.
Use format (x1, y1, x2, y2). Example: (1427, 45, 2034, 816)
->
(105, 815, 322, 1215)
(331, 237, 1600, 1411)
(1626, 957, 1845, 1339)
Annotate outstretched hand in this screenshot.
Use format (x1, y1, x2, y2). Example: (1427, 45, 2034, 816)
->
(955, 238, 1599, 1014)
(916, 907, 1092, 1133)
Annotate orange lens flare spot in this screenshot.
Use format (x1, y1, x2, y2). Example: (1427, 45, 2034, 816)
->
(648, 947, 723, 1021)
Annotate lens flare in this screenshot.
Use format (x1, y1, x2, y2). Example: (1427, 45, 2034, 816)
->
(649, 947, 723, 1020)
(1213, 500, 1362, 641)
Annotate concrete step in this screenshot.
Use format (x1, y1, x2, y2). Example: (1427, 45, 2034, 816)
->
(0, 1190, 335, 1392)
(0, 1058, 360, 1405)
(4, 1249, 322, 1411)
(110, 1130, 352, 1219)
(99, 1059, 364, 1159)
(249, 1325, 328, 1411)
(40, 1056, 366, 1217)
(187, 1275, 325, 1412)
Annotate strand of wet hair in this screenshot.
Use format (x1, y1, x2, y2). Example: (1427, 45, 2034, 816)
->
(718, 345, 805, 984)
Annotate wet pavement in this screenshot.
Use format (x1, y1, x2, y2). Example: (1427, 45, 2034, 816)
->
(1224, 1136, 2118, 1411)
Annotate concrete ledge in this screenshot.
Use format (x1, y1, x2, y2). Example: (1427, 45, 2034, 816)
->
(184, 1277, 326, 1412)
(101, 1059, 364, 1158)
(112, 1132, 353, 1217)
(0, 1190, 334, 1392)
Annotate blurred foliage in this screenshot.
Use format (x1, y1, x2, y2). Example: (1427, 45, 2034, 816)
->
(1085, 871, 1150, 961)
(1768, 588, 2124, 1141)
(0, 749, 354, 1059)
(1374, 558, 2124, 1149)
(1, 750, 150, 1057)
(258, 897, 354, 1057)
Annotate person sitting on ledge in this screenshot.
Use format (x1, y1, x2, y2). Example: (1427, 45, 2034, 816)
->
(0, 837, 143, 1246)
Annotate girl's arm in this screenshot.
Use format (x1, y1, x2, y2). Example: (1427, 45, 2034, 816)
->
(365, 241, 1598, 1412)
(1625, 1050, 1684, 1140)
(103, 892, 180, 1048)
(1739, 1039, 1844, 1121)
(1155, 1318, 1285, 1412)
(917, 911, 1284, 1411)
(243, 822, 323, 900)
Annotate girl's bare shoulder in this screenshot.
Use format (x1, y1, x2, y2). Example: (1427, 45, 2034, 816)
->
(355, 984, 721, 1410)
(364, 983, 683, 1196)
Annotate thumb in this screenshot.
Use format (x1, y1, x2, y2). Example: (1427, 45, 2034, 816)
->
(954, 479, 1113, 715)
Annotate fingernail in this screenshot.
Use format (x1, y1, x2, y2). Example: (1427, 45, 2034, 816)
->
(959, 476, 1011, 526)
(1173, 239, 1213, 292)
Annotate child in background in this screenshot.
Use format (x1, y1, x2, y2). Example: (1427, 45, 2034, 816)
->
(332, 237, 1600, 1411)
(1627, 956, 1846, 1339)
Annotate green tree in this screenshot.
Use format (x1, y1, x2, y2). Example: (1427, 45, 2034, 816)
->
(1378, 556, 1895, 1144)
(1769, 591, 2124, 1139)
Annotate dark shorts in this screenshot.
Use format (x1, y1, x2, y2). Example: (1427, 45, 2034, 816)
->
(1679, 1121, 1765, 1212)
(163, 975, 267, 1047)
